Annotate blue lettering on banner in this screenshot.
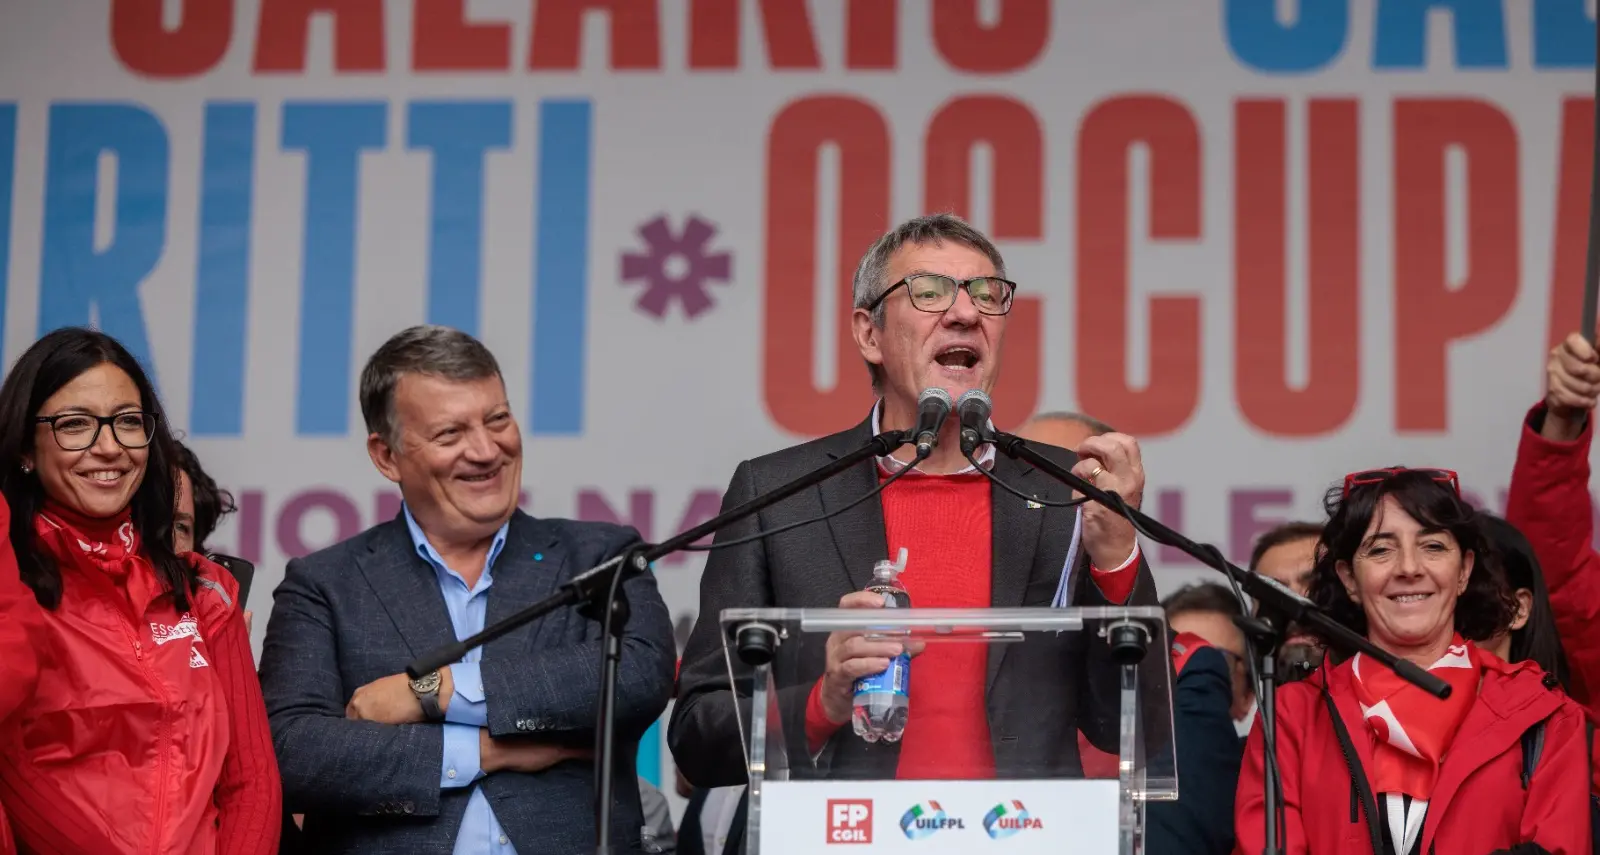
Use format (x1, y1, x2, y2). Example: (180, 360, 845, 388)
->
(407, 101, 513, 337)
(0, 104, 14, 359)
(531, 100, 592, 435)
(1373, 0, 1507, 69)
(282, 102, 387, 436)
(1225, 0, 1349, 73)
(1534, 0, 1595, 68)
(191, 102, 256, 437)
(41, 104, 168, 387)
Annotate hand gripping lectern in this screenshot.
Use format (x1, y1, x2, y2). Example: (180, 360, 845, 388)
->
(718, 607, 1178, 855)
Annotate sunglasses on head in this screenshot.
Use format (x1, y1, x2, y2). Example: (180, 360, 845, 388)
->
(1340, 467, 1460, 499)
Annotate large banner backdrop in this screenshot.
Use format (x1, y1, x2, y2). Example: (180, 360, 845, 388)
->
(1, 0, 1595, 788)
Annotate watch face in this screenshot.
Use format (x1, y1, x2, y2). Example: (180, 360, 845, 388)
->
(410, 671, 441, 693)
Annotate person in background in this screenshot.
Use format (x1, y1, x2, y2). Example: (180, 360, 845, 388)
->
(173, 439, 237, 555)
(260, 325, 676, 853)
(1161, 583, 1252, 723)
(0, 327, 280, 854)
(1247, 521, 1326, 687)
(173, 439, 251, 632)
(1507, 332, 1600, 729)
(0, 494, 43, 855)
(1236, 468, 1589, 854)
(1476, 513, 1570, 682)
(1122, 583, 1254, 855)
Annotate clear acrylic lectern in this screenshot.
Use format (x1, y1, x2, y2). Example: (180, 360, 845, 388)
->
(716, 607, 1176, 855)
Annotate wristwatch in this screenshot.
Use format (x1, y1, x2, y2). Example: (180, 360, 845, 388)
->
(409, 670, 445, 721)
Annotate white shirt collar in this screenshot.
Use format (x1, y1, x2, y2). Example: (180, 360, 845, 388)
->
(869, 398, 997, 475)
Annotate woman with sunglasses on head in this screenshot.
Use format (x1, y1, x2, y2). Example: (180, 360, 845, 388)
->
(1235, 468, 1591, 855)
(0, 328, 280, 854)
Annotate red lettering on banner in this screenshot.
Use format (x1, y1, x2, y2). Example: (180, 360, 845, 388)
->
(924, 96, 1042, 427)
(1393, 99, 1519, 432)
(530, 0, 661, 70)
(1234, 99, 1360, 437)
(1075, 96, 1203, 437)
(412, 0, 511, 71)
(112, 0, 233, 78)
(847, 0, 898, 69)
(1548, 98, 1595, 352)
(933, 0, 1050, 73)
(254, 0, 385, 72)
(762, 97, 890, 437)
(690, 0, 897, 69)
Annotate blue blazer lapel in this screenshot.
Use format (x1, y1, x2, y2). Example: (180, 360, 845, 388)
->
(356, 516, 458, 657)
(484, 511, 564, 654)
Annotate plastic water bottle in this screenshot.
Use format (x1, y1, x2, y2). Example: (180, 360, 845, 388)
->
(853, 551, 911, 742)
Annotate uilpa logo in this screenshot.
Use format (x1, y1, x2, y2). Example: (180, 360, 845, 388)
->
(982, 801, 1043, 839)
(827, 799, 872, 844)
(900, 801, 964, 839)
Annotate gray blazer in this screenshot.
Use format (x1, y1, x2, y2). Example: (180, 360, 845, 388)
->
(669, 415, 1170, 787)
(259, 510, 677, 854)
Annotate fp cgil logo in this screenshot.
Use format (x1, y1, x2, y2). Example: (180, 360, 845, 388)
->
(827, 799, 873, 844)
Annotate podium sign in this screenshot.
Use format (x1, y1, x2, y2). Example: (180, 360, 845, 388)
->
(760, 779, 1118, 853)
(718, 607, 1176, 855)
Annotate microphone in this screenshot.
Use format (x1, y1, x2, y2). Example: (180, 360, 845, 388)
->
(911, 388, 955, 458)
(956, 389, 992, 456)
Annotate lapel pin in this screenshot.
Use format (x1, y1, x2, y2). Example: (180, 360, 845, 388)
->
(1026, 499, 1043, 509)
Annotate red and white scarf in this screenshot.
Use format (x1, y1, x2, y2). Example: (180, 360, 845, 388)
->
(34, 502, 157, 613)
(1351, 636, 1480, 852)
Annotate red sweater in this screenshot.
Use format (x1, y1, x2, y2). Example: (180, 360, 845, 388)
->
(804, 471, 1139, 778)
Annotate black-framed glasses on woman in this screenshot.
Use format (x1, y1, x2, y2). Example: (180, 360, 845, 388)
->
(36, 412, 158, 451)
(865, 274, 1017, 316)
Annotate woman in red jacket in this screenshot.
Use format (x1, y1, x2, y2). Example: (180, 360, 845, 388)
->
(1235, 468, 1591, 855)
(0, 328, 280, 855)
(0, 493, 44, 855)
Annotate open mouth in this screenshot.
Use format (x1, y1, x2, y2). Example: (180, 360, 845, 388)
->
(1387, 592, 1434, 605)
(78, 469, 128, 486)
(934, 345, 980, 371)
(458, 467, 503, 485)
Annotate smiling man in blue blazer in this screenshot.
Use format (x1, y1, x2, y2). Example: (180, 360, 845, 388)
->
(259, 325, 676, 854)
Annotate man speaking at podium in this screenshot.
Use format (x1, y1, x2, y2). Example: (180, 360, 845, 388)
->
(670, 214, 1161, 786)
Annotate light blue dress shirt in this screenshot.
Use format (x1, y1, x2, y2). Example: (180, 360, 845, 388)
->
(402, 506, 515, 855)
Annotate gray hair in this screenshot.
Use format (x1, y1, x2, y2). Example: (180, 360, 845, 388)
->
(1025, 410, 1116, 438)
(359, 325, 503, 446)
(851, 213, 1007, 391)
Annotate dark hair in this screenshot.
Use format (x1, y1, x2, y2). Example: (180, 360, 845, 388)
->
(1161, 582, 1245, 619)
(359, 325, 502, 446)
(173, 440, 236, 552)
(0, 328, 193, 610)
(1477, 513, 1570, 689)
(1249, 521, 1323, 572)
(1307, 469, 1517, 647)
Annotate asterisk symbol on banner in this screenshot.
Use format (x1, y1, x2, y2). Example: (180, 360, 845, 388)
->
(619, 215, 733, 320)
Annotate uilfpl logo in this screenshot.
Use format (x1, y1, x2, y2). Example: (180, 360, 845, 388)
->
(900, 801, 964, 839)
(982, 801, 1043, 839)
(827, 799, 872, 844)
